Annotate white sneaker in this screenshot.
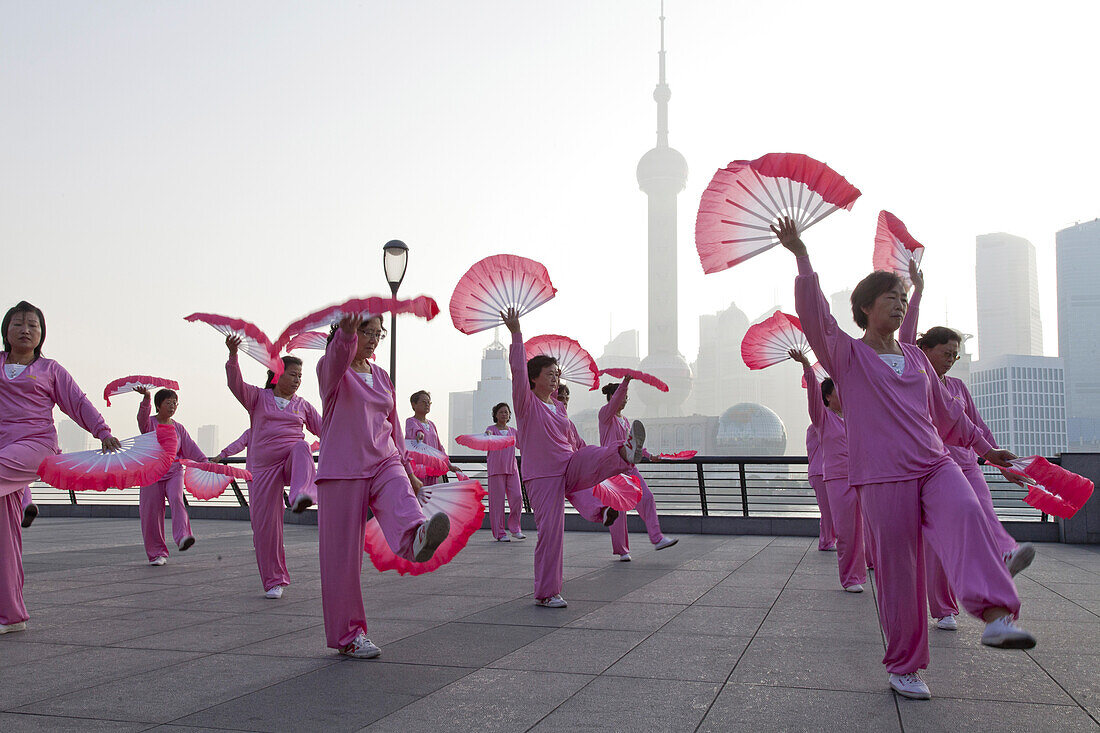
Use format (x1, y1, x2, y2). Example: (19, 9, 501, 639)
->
(510, 532, 526, 540)
(981, 616, 1036, 649)
(1004, 543, 1036, 577)
(178, 536, 195, 552)
(844, 584, 864, 593)
(495, 535, 511, 542)
(600, 506, 619, 527)
(654, 536, 678, 550)
(150, 556, 168, 566)
(618, 553, 632, 562)
(290, 495, 314, 513)
(339, 631, 381, 659)
(412, 512, 450, 562)
(265, 586, 284, 599)
(0, 621, 27, 635)
(889, 672, 931, 700)
(535, 594, 568, 608)
(934, 614, 958, 631)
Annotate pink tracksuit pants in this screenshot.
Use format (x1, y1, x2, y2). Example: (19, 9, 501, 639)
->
(609, 470, 663, 554)
(488, 471, 523, 539)
(961, 462, 1018, 557)
(249, 443, 317, 592)
(857, 459, 1021, 674)
(824, 478, 866, 589)
(0, 490, 28, 626)
(316, 459, 425, 649)
(139, 472, 193, 562)
(809, 475, 836, 550)
(527, 444, 630, 600)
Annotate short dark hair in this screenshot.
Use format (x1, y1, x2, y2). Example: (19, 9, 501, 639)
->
(492, 402, 510, 421)
(602, 382, 620, 402)
(265, 355, 303, 389)
(154, 389, 178, 409)
(556, 383, 570, 398)
(527, 355, 558, 389)
(916, 326, 962, 350)
(821, 378, 835, 406)
(410, 390, 430, 406)
(850, 271, 904, 329)
(2, 301, 46, 358)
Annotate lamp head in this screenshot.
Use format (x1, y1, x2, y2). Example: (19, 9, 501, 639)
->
(383, 240, 409, 291)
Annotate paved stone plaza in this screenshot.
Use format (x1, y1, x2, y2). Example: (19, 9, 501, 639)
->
(2, 518, 1098, 731)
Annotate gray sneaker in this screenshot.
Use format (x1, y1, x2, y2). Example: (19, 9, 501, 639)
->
(629, 420, 647, 464)
(340, 631, 381, 659)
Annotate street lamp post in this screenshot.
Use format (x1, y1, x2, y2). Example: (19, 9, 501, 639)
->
(382, 240, 409, 387)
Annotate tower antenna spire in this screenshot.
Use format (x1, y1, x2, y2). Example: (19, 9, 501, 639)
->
(654, 0, 670, 148)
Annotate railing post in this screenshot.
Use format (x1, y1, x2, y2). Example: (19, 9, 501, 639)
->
(231, 480, 248, 508)
(739, 462, 749, 517)
(696, 463, 708, 516)
(68, 489, 77, 505)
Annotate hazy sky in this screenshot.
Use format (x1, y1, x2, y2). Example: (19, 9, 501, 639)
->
(2, 0, 1097, 447)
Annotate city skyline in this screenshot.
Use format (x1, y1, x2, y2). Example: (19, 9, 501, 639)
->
(3, 1, 1095, 448)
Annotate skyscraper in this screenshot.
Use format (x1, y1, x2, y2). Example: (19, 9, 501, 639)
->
(197, 424, 220, 458)
(1056, 218, 1100, 450)
(636, 5, 692, 417)
(448, 335, 512, 453)
(969, 355, 1067, 458)
(975, 233, 1043, 361)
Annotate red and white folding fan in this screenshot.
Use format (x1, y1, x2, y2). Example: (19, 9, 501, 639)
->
(999, 456, 1094, 519)
(38, 423, 179, 491)
(274, 296, 439, 354)
(741, 311, 810, 369)
(598, 367, 669, 393)
(180, 460, 253, 501)
(800, 362, 829, 389)
(405, 439, 449, 479)
(184, 313, 284, 380)
(449, 254, 557, 335)
(310, 440, 320, 453)
(873, 210, 925, 287)
(363, 478, 487, 576)
(286, 331, 329, 351)
(524, 334, 599, 390)
(592, 473, 643, 512)
(455, 433, 516, 451)
(655, 450, 697, 461)
(103, 375, 180, 406)
(696, 153, 862, 274)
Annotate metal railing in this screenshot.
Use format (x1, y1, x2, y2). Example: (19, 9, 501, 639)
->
(25, 455, 1049, 522)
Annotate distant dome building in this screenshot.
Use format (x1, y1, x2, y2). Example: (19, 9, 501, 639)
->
(716, 403, 787, 455)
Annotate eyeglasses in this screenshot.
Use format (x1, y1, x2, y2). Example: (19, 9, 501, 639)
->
(358, 329, 386, 340)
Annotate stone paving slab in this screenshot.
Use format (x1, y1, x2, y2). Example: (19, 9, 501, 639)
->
(1, 518, 1097, 731)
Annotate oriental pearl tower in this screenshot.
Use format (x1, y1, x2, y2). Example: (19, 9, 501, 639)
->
(637, 4, 693, 417)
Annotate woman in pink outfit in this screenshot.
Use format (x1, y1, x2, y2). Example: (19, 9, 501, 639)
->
(315, 315, 449, 659)
(599, 378, 678, 562)
(805, 425, 836, 551)
(225, 337, 322, 599)
(502, 307, 642, 609)
(792, 350, 865, 592)
(135, 386, 205, 564)
(901, 265, 1034, 572)
(486, 402, 525, 542)
(899, 265, 1035, 631)
(0, 301, 120, 635)
(406, 390, 460, 486)
(777, 216, 1035, 701)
